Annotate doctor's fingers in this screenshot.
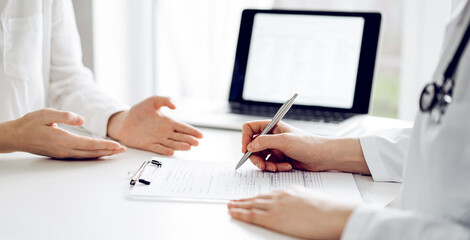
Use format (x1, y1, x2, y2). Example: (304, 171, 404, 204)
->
(265, 149, 284, 162)
(248, 152, 289, 172)
(228, 208, 270, 227)
(173, 122, 203, 139)
(169, 132, 200, 146)
(265, 161, 293, 172)
(228, 198, 274, 211)
(266, 151, 292, 172)
(250, 153, 268, 170)
(247, 134, 287, 153)
(242, 121, 270, 152)
(230, 193, 274, 203)
(250, 149, 290, 172)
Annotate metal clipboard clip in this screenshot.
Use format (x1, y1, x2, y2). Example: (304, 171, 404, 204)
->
(129, 159, 162, 186)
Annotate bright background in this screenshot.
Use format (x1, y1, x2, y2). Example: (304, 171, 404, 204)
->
(73, 0, 455, 120)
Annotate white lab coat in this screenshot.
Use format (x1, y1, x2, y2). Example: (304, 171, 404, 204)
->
(0, 0, 127, 137)
(343, 1, 470, 239)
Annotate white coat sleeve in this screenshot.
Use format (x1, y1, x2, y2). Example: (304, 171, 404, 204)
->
(359, 127, 412, 182)
(342, 206, 470, 240)
(47, 0, 128, 137)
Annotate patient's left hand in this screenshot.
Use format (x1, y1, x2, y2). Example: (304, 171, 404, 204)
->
(228, 187, 357, 240)
(107, 96, 203, 156)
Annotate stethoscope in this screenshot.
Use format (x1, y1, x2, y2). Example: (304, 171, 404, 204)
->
(419, 18, 470, 123)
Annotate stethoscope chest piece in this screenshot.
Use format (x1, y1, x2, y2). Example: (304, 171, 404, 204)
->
(419, 14, 470, 123)
(419, 78, 454, 123)
(419, 82, 438, 112)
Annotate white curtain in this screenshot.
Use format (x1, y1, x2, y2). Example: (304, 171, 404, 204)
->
(154, 0, 274, 101)
(93, 0, 274, 106)
(93, 0, 154, 106)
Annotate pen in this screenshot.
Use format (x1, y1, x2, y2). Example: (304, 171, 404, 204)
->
(130, 160, 150, 185)
(235, 93, 298, 170)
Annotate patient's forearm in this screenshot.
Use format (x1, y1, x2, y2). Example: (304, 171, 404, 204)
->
(321, 138, 371, 175)
(0, 121, 16, 153)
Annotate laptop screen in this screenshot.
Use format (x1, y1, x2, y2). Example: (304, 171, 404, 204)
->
(242, 14, 364, 109)
(230, 10, 381, 114)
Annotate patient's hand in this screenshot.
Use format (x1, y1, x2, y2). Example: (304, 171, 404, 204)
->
(107, 96, 203, 156)
(228, 187, 356, 240)
(0, 108, 125, 158)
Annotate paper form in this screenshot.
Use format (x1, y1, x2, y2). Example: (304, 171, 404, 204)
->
(130, 158, 362, 203)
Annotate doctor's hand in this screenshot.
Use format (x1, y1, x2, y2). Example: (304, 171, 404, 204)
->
(106, 96, 203, 156)
(228, 186, 357, 240)
(0, 109, 126, 159)
(242, 121, 370, 174)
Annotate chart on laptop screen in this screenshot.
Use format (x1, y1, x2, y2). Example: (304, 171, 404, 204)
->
(242, 13, 365, 109)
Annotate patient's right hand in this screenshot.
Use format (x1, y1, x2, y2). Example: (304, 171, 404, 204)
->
(0, 108, 125, 159)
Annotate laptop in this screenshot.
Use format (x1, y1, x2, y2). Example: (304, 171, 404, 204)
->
(175, 9, 381, 136)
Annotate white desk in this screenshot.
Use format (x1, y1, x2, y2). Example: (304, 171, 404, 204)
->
(0, 117, 409, 240)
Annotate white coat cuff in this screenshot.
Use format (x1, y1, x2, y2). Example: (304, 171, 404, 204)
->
(341, 206, 380, 240)
(82, 105, 128, 138)
(359, 135, 390, 181)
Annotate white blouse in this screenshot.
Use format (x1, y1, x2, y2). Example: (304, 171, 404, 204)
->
(0, 0, 127, 137)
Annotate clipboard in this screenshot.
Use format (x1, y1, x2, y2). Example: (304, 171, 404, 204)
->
(127, 157, 363, 204)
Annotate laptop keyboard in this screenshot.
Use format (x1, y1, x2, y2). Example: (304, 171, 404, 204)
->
(230, 103, 356, 123)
